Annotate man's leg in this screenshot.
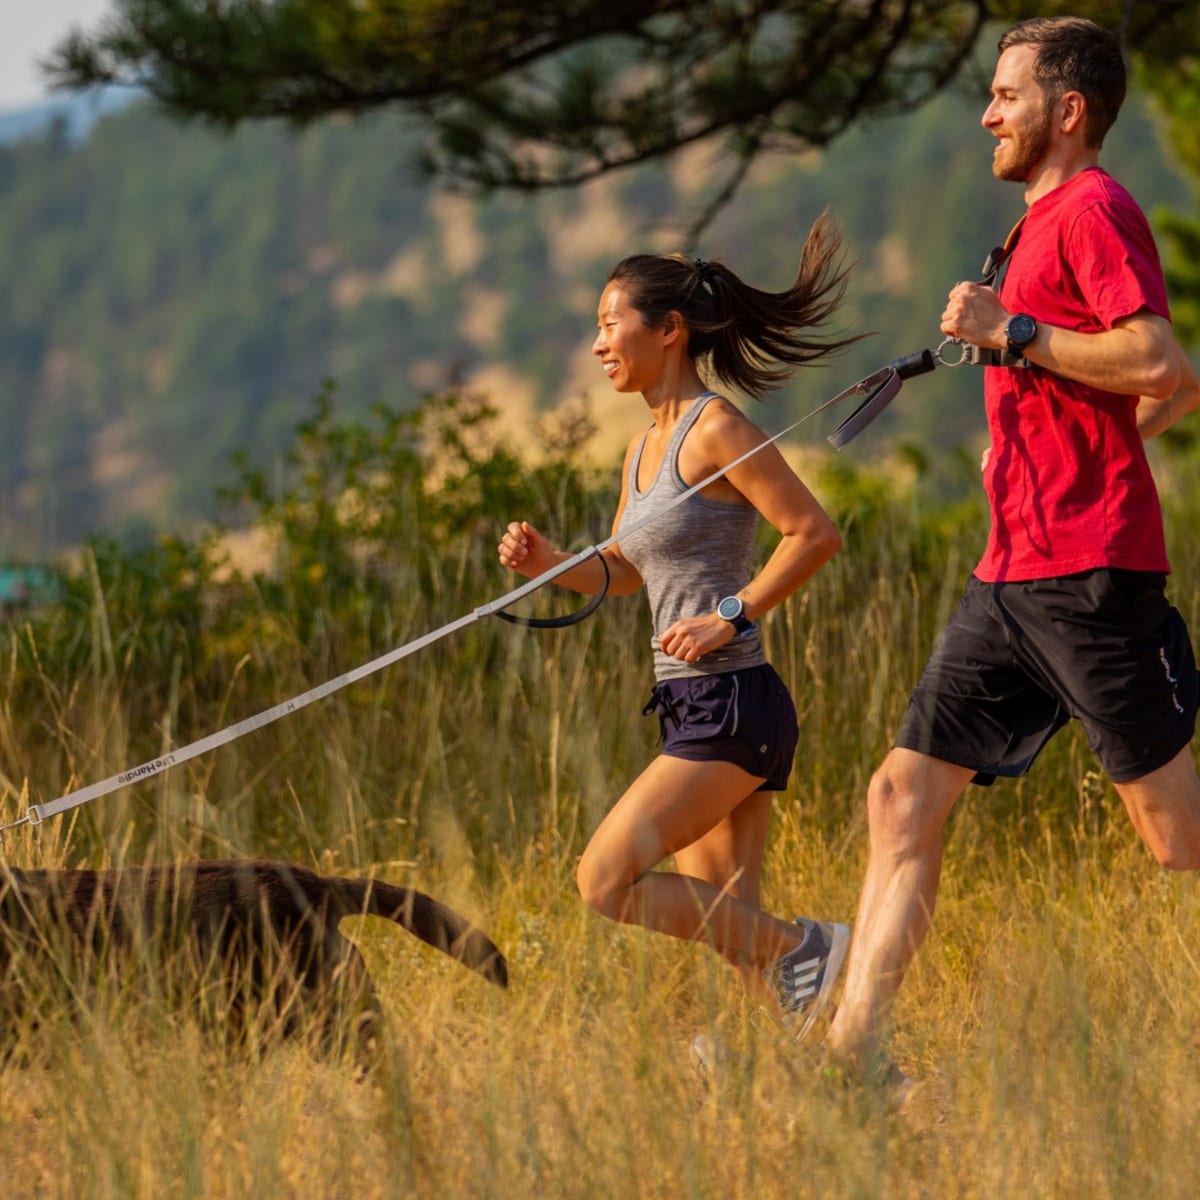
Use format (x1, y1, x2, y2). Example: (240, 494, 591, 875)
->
(825, 747, 974, 1072)
(1113, 744, 1200, 870)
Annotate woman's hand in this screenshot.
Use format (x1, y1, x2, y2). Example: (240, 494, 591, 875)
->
(498, 521, 558, 580)
(658, 613, 736, 665)
(499, 519, 640, 596)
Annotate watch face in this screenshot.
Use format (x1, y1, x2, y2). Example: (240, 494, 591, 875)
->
(1008, 314, 1036, 347)
(717, 596, 743, 621)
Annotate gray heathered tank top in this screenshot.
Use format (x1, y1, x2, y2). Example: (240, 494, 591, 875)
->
(617, 393, 767, 681)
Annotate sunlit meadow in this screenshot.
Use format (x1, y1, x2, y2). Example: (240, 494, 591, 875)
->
(1, 395, 1198, 1198)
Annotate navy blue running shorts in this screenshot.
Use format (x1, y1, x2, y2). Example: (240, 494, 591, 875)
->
(642, 662, 799, 791)
(896, 570, 1199, 785)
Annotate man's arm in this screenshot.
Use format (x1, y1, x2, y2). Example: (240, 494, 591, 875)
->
(941, 286, 1182, 400)
(1138, 349, 1200, 440)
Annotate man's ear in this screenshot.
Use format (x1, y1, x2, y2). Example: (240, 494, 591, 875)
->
(1059, 90, 1086, 136)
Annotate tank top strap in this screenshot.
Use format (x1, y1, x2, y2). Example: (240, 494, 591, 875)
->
(664, 392, 720, 491)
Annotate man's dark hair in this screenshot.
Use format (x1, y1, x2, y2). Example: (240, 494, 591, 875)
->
(999, 17, 1126, 148)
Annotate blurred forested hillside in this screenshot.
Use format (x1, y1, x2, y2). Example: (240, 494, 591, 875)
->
(1, 81, 1192, 556)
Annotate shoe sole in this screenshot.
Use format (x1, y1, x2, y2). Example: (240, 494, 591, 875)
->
(791, 921, 850, 1044)
(886, 1071, 921, 1115)
(689, 1033, 725, 1092)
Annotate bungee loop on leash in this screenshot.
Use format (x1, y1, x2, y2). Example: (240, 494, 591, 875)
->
(492, 554, 611, 629)
(2, 340, 977, 838)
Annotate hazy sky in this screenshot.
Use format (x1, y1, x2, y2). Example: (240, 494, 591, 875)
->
(1, 1, 114, 111)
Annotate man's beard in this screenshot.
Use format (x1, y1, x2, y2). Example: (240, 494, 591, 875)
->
(993, 102, 1054, 182)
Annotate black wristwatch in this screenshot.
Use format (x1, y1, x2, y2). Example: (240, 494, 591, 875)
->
(1004, 312, 1038, 358)
(717, 595, 754, 636)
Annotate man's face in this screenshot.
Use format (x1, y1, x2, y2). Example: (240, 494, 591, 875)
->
(982, 43, 1056, 183)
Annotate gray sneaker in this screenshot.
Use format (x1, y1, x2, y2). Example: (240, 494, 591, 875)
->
(763, 918, 850, 1043)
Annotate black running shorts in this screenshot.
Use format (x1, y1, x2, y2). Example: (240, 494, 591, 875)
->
(896, 570, 1198, 785)
(643, 663, 799, 791)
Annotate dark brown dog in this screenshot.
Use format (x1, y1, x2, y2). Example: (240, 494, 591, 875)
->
(0, 859, 507, 1058)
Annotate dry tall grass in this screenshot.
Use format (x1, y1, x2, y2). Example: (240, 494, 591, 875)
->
(2, 833, 1196, 1198)
(1, 456, 1198, 1198)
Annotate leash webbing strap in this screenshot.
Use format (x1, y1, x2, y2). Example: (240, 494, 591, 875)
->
(1, 364, 920, 836)
(973, 215, 1035, 367)
(15, 608, 482, 828)
(960, 345, 1033, 368)
(980, 215, 1026, 288)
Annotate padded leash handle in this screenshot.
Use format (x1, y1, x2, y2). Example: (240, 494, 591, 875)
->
(825, 344, 940, 447)
(827, 366, 903, 450)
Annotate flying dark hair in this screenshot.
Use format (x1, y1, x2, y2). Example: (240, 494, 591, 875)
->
(998, 17, 1126, 148)
(606, 212, 861, 400)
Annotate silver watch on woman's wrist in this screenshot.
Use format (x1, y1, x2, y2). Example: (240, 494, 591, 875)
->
(717, 595, 754, 636)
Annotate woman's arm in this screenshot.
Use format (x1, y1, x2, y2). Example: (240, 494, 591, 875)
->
(657, 399, 840, 666)
(497, 438, 644, 596)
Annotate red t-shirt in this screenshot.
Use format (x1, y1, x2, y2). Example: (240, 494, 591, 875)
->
(977, 167, 1172, 582)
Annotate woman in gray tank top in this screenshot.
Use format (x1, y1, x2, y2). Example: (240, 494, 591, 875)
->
(498, 214, 862, 1048)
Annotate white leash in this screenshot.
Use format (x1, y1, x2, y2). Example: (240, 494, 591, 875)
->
(0, 365, 909, 836)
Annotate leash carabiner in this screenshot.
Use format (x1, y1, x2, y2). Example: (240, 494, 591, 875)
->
(934, 337, 971, 367)
(935, 336, 1032, 369)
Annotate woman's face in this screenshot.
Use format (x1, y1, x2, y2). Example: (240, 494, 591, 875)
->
(592, 281, 668, 394)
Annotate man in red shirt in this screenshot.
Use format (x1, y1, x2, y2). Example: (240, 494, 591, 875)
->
(825, 16, 1200, 1092)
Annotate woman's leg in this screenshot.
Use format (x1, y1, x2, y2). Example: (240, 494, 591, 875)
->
(576, 755, 803, 969)
(673, 789, 783, 985)
(673, 789, 771, 909)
